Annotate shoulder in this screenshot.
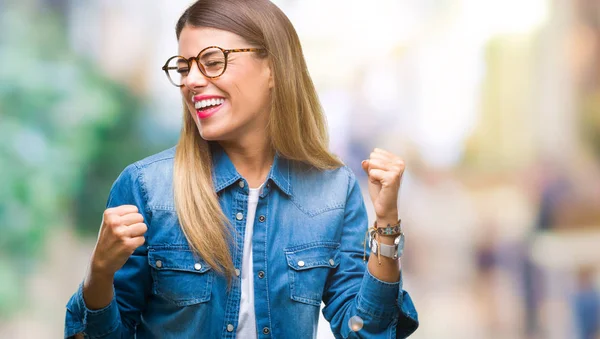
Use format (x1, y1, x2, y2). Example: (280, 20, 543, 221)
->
(112, 147, 176, 210)
(115, 146, 176, 186)
(121, 147, 176, 183)
(289, 161, 356, 191)
(287, 161, 360, 216)
(131, 147, 176, 170)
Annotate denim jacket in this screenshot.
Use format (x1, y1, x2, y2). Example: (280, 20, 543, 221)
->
(64, 145, 418, 338)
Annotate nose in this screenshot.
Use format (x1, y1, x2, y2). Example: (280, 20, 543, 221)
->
(184, 60, 209, 90)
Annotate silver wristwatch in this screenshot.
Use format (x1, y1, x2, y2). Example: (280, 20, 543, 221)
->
(370, 233, 405, 260)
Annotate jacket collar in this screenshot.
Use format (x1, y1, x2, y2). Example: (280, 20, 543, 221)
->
(210, 142, 291, 196)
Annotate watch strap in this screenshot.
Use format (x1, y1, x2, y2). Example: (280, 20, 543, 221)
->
(370, 233, 405, 260)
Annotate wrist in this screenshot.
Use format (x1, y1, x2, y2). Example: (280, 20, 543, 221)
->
(373, 217, 401, 237)
(87, 266, 115, 285)
(376, 211, 398, 225)
(376, 233, 397, 245)
(90, 257, 116, 280)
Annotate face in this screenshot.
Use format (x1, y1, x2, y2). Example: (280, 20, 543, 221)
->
(177, 26, 273, 143)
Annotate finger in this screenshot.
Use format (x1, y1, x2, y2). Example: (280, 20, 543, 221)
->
(371, 169, 402, 189)
(106, 205, 138, 217)
(370, 148, 390, 158)
(127, 236, 146, 249)
(125, 223, 148, 238)
(373, 148, 395, 157)
(361, 159, 370, 174)
(368, 168, 387, 183)
(102, 212, 121, 228)
(370, 154, 405, 173)
(369, 152, 401, 165)
(369, 152, 389, 162)
(366, 158, 395, 172)
(371, 148, 403, 163)
(120, 213, 145, 226)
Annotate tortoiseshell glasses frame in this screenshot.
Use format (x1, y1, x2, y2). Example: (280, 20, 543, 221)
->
(161, 46, 267, 87)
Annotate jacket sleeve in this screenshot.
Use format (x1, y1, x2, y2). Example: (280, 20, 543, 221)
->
(64, 163, 151, 339)
(322, 170, 418, 338)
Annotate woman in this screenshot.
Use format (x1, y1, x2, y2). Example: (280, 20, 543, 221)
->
(64, 0, 418, 338)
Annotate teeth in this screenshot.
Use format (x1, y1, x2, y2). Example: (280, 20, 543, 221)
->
(194, 98, 224, 110)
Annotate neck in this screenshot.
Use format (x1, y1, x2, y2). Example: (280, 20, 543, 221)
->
(219, 137, 274, 189)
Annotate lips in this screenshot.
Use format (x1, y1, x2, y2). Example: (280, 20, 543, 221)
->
(192, 95, 225, 120)
(196, 101, 224, 119)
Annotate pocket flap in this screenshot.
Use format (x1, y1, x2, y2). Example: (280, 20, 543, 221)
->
(148, 246, 211, 273)
(284, 242, 340, 271)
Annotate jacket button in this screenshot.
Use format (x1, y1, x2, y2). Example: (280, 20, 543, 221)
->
(227, 324, 234, 332)
(236, 212, 244, 220)
(238, 180, 245, 188)
(258, 271, 265, 279)
(297, 260, 305, 267)
(155, 260, 162, 268)
(329, 259, 335, 266)
(235, 268, 240, 277)
(194, 263, 202, 270)
(259, 215, 265, 222)
(262, 327, 270, 334)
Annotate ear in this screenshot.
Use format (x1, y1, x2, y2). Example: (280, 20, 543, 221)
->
(267, 64, 274, 89)
(264, 59, 274, 89)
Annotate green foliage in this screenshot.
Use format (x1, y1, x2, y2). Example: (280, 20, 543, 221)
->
(0, 3, 158, 316)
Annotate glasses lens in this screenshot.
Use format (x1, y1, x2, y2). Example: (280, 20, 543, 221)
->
(199, 48, 226, 77)
(165, 57, 188, 86)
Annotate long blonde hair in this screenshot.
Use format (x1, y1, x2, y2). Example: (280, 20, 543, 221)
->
(173, 0, 343, 281)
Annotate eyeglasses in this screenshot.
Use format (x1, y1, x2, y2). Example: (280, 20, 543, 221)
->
(161, 46, 266, 87)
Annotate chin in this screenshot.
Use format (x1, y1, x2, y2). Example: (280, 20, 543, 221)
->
(196, 123, 227, 142)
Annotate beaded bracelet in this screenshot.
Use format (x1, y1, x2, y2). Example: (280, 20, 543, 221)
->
(373, 219, 402, 236)
(363, 219, 402, 265)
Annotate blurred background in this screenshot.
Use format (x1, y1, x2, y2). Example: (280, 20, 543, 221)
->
(1, 0, 599, 338)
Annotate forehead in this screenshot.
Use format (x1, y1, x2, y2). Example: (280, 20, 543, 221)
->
(178, 26, 247, 57)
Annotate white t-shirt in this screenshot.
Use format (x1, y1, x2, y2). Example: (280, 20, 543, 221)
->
(236, 184, 263, 339)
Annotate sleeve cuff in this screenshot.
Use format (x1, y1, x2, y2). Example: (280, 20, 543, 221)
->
(65, 282, 120, 338)
(396, 289, 419, 338)
(355, 267, 401, 319)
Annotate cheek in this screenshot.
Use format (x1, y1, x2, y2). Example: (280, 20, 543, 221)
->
(180, 89, 194, 110)
(231, 78, 271, 109)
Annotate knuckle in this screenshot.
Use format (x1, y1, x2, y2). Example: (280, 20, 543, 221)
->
(134, 237, 146, 248)
(103, 209, 113, 220)
(104, 214, 119, 227)
(113, 227, 127, 239)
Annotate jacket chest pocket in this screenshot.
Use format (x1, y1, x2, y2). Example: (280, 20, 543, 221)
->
(284, 242, 340, 306)
(148, 246, 213, 306)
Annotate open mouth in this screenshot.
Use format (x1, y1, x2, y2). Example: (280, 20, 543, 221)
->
(193, 97, 225, 119)
(194, 98, 224, 111)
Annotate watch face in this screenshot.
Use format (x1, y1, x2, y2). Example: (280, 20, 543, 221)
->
(370, 238, 377, 252)
(397, 234, 405, 257)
